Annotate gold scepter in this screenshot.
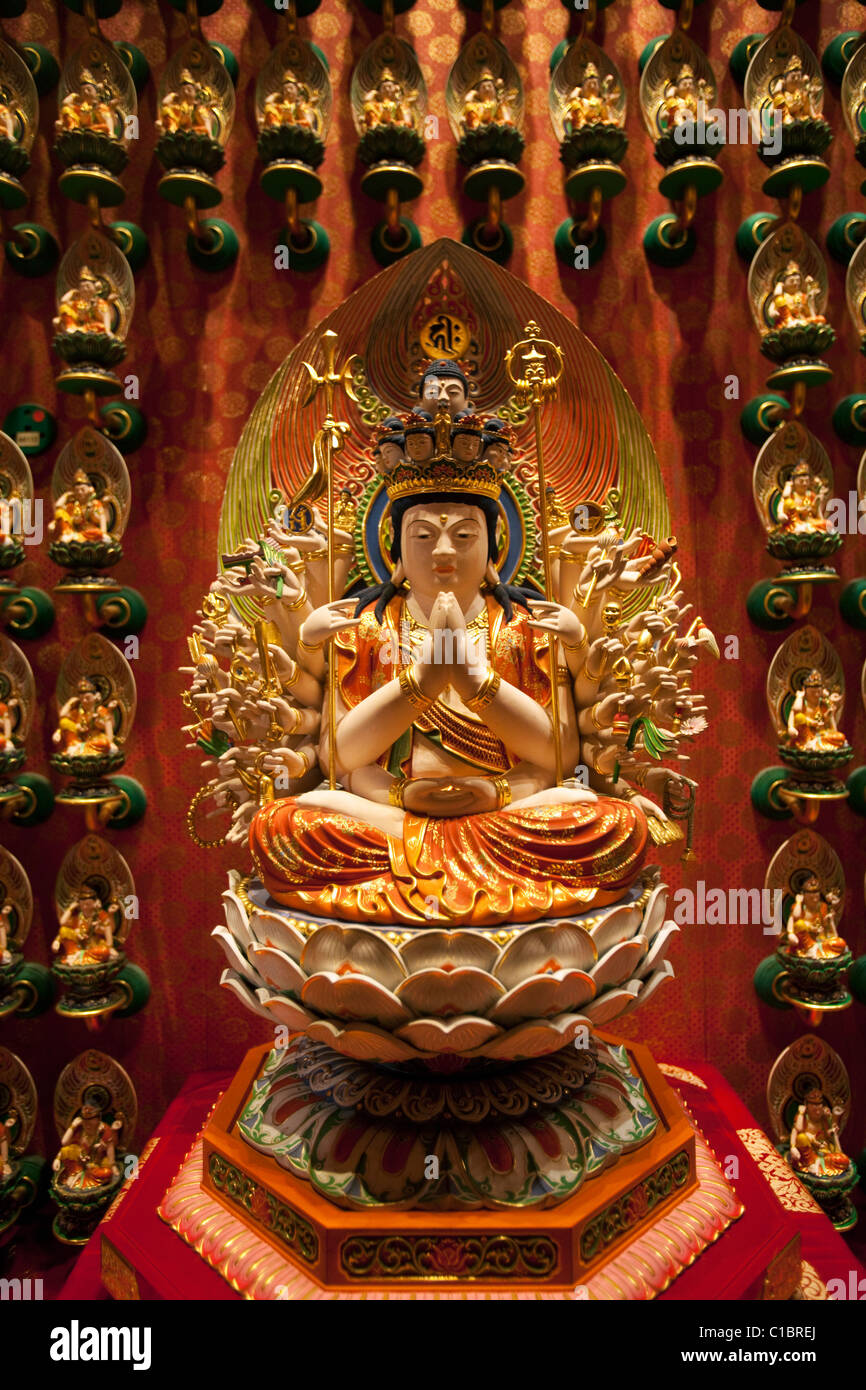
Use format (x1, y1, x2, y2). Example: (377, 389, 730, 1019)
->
(505, 321, 566, 786)
(295, 329, 355, 790)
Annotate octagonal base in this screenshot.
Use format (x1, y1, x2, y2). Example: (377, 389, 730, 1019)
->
(185, 1037, 703, 1292)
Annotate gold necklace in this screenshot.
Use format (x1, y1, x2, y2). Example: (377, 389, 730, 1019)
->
(406, 605, 489, 635)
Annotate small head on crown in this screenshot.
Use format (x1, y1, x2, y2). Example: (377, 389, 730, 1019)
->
(385, 380, 500, 504)
(418, 359, 471, 418)
(583, 62, 600, 82)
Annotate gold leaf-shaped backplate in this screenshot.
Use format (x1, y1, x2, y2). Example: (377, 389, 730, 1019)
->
(56, 632, 136, 744)
(747, 221, 828, 336)
(549, 36, 626, 143)
(0, 1046, 37, 1156)
(767, 1034, 850, 1145)
(158, 37, 235, 145)
(56, 228, 134, 341)
(0, 632, 35, 740)
(51, 426, 131, 539)
(53, 1048, 137, 1147)
(639, 29, 716, 141)
(0, 845, 33, 952)
(58, 35, 136, 139)
(255, 35, 331, 140)
(744, 26, 823, 120)
(766, 624, 844, 735)
(752, 419, 832, 533)
(764, 829, 845, 926)
(841, 40, 866, 144)
(0, 430, 33, 503)
(350, 33, 427, 139)
(0, 37, 38, 155)
(845, 234, 866, 339)
(445, 33, 522, 142)
(55, 835, 135, 948)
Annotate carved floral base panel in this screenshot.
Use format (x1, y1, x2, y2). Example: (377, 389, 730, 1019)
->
(158, 1122, 743, 1300)
(237, 1035, 658, 1210)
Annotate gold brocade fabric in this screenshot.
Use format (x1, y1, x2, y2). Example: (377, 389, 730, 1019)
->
(250, 799, 647, 926)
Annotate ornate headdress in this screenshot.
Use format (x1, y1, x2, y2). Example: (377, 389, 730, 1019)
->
(802, 874, 821, 893)
(802, 668, 824, 688)
(583, 62, 600, 80)
(385, 404, 501, 502)
(784, 55, 804, 76)
(783, 259, 801, 277)
(677, 64, 695, 80)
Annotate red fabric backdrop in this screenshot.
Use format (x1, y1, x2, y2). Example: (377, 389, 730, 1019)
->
(1, 0, 864, 1232)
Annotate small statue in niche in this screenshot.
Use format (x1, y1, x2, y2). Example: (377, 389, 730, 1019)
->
(362, 68, 416, 131)
(767, 260, 826, 330)
(158, 69, 219, 139)
(564, 63, 617, 133)
(659, 64, 710, 130)
(461, 69, 515, 131)
(263, 70, 319, 133)
(56, 69, 122, 140)
(52, 1098, 123, 1193)
(0, 903, 12, 965)
(49, 470, 111, 546)
(0, 694, 20, 757)
(52, 885, 120, 967)
(52, 677, 119, 760)
(53, 266, 116, 337)
(789, 1088, 850, 1177)
(776, 460, 831, 535)
(783, 670, 846, 754)
(782, 874, 846, 961)
(0, 83, 23, 143)
(769, 55, 821, 125)
(0, 1111, 15, 1179)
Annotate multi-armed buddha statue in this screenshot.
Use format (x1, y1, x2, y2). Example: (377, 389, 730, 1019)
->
(173, 245, 727, 1290)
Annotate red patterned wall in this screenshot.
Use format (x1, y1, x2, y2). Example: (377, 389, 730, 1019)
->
(2, 0, 865, 1201)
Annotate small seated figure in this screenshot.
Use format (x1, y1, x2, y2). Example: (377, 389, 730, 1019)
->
(564, 63, 617, 133)
(52, 1101, 123, 1192)
(52, 887, 120, 967)
(263, 71, 318, 133)
(362, 69, 415, 130)
(767, 260, 826, 330)
(0, 1112, 15, 1180)
(0, 903, 12, 965)
(49, 470, 111, 546)
(0, 695, 19, 754)
(0, 84, 24, 143)
(461, 70, 514, 131)
(158, 70, 218, 140)
(782, 875, 846, 960)
(660, 64, 709, 130)
(53, 267, 116, 337)
(53, 677, 119, 759)
(789, 1088, 850, 1178)
(770, 55, 821, 124)
(783, 669, 846, 754)
(776, 461, 829, 534)
(0, 486, 23, 554)
(57, 70, 122, 140)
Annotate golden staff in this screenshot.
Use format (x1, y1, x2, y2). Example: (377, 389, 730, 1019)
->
(505, 320, 566, 786)
(296, 329, 354, 790)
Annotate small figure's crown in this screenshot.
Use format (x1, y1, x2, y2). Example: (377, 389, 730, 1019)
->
(803, 668, 824, 687)
(677, 64, 695, 79)
(803, 874, 821, 892)
(385, 403, 500, 502)
(583, 62, 600, 79)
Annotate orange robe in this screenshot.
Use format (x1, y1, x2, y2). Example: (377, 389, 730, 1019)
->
(250, 597, 647, 926)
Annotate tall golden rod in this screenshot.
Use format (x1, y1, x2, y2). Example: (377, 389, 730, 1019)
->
(299, 329, 353, 789)
(505, 321, 565, 785)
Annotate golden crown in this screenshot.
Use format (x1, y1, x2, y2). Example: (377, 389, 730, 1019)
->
(385, 405, 501, 501)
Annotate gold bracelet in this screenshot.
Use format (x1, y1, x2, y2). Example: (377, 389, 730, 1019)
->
(584, 654, 607, 683)
(331, 545, 355, 557)
(399, 665, 432, 710)
(281, 662, 300, 691)
(590, 701, 605, 731)
(466, 668, 500, 711)
(295, 747, 311, 776)
(493, 774, 512, 810)
(284, 589, 309, 612)
(562, 630, 588, 654)
(388, 778, 406, 809)
(556, 664, 571, 684)
(298, 636, 323, 654)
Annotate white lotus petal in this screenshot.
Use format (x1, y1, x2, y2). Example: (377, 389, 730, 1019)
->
(495, 923, 596, 986)
(218, 968, 273, 1020)
(248, 909, 306, 961)
(302, 972, 412, 1028)
(248, 942, 308, 995)
(642, 884, 670, 943)
(399, 929, 500, 974)
(590, 936, 648, 989)
(221, 889, 254, 948)
(583, 982, 641, 1026)
(255, 988, 315, 1030)
(619, 960, 675, 1015)
(301, 924, 406, 988)
(588, 903, 643, 955)
(487, 971, 596, 1028)
(395, 1015, 501, 1053)
(213, 924, 255, 980)
(474, 1012, 591, 1060)
(395, 966, 505, 1017)
(305, 1018, 418, 1063)
(637, 923, 679, 978)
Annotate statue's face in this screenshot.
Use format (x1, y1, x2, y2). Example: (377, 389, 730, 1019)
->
(792, 470, 809, 492)
(74, 483, 91, 501)
(80, 894, 99, 915)
(804, 684, 820, 704)
(80, 689, 97, 709)
(401, 503, 487, 595)
(284, 81, 298, 99)
(379, 440, 404, 471)
(478, 80, 496, 100)
(483, 440, 508, 470)
(784, 271, 801, 293)
(82, 83, 97, 100)
(803, 888, 821, 908)
(585, 77, 599, 95)
(603, 602, 621, 627)
(786, 70, 803, 91)
(452, 433, 482, 463)
(678, 75, 694, 95)
(405, 432, 434, 462)
(381, 80, 397, 101)
(421, 374, 468, 417)
(79, 279, 96, 299)
(180, 82, 195, 100)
